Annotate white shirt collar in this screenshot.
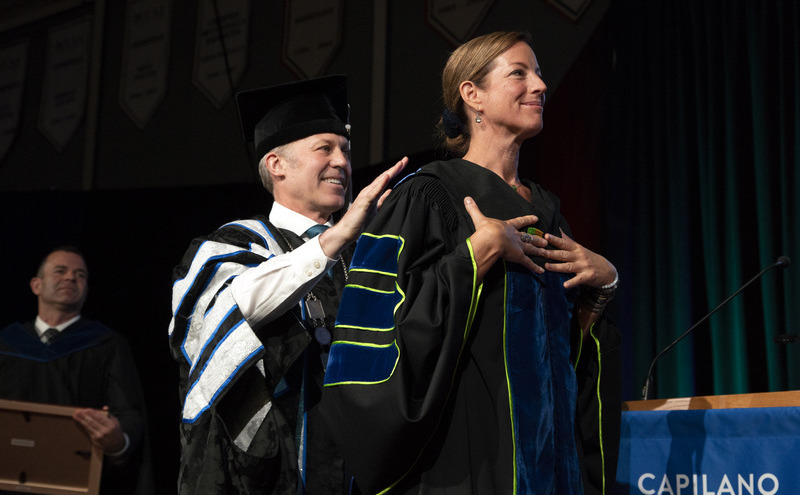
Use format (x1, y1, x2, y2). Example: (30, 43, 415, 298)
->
(34, 314, 81, 336)
(269, 202, 332, 238)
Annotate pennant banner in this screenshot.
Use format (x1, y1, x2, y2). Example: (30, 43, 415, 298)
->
(0, 42, 28, 162)
(119, 0, 171, 129)
(193, 0, 249, 109)
(38, 17, 92, 153)
(426, 0, 493, 46)
(282, 0, 343, 80)
(544, 0, 592, 22)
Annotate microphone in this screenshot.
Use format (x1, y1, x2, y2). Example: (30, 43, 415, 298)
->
(641, 255, 791, 400)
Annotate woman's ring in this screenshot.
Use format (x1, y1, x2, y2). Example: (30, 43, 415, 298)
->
(520, 233, 532, 244)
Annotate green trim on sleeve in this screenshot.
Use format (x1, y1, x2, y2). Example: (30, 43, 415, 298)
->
(500, 262, 520, 495)
(464, 238, 483, 340)
(573, 325, 586, 370)
(589, 325, 606, 494)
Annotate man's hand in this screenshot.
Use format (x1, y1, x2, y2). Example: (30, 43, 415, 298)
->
(73, 406, 126, 454)
(319, 156, 408, 258)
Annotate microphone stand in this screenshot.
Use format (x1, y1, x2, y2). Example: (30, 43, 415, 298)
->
(641, 256, 791, 401)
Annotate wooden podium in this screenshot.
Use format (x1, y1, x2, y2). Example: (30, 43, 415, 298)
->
(615, 391, 800, 495)
(624, 389, 800, 411)
(0, 399, 103, 495)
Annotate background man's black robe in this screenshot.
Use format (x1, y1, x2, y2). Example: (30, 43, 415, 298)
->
(0, 318, 154, 495)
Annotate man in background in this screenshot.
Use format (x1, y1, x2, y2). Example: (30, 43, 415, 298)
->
(0, 246, 154, 494)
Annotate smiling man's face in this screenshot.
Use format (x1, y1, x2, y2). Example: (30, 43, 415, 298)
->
(270, 132, 352, 223)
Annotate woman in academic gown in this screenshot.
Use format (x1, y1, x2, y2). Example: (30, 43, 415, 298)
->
(321, 31, 622, 494)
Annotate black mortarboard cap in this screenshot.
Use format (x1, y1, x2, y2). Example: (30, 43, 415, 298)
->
(235, 75, 350, 159)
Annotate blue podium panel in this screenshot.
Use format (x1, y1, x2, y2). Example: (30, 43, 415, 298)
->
(615, 407, 800, 495)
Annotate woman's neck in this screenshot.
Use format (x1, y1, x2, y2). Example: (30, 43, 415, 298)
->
(462, 139, 521, 186)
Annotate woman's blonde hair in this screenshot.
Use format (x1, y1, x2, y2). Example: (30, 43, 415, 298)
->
(436, 31, 531, 156)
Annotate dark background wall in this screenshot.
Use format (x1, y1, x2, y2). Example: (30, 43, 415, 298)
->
(0, 0, 607, 190)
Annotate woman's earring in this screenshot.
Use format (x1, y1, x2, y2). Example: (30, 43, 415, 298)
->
(475, 112, 482, 124)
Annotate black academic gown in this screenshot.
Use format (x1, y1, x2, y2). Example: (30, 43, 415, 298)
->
(170, 216, 351, 494)
(321, 159, 620, 494)
(0, 318, 154, 495)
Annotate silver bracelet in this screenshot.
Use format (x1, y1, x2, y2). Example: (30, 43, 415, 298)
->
(581, 272, 619, 312)
(599, 271, 619, 291)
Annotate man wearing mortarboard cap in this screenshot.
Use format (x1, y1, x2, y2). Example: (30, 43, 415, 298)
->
(168, 75, 407, 494)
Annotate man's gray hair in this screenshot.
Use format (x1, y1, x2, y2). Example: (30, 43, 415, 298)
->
(258, 142, 295, 193)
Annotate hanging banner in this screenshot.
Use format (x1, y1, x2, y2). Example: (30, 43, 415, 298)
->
(282, 0, 343, 79)
(38, 17, 92, 153)
(119, 0, 171, 129)
(544, 0, 592, 22)
(0, 0, 83, 32)
(426, 0, 494, 46)
(0, 42, 28, 163)
(192, 0, 249, 109)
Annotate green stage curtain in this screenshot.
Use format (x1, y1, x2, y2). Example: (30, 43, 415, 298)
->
(607, 0, 800, 399)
